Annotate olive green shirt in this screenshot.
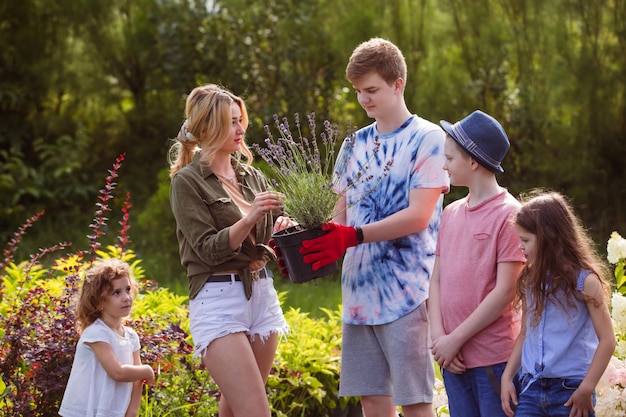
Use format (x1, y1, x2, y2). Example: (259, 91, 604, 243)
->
(170, 154, 277, 300)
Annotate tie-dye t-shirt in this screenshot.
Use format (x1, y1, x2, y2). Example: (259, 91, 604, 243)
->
(336, 115, 449, 325)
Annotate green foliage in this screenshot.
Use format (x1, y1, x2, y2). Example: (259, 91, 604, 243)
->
(0, 249, 194, 416)
(135, 168, 185, 289)
(274, 275, 342, 319)
(254, 113, 348, 230)
(0, 154, 359, 416)
(607, 232, 626, 295)
(269, 307, 360, 417)
(3, 0, 626, 285)
(0, 253, 358, 416)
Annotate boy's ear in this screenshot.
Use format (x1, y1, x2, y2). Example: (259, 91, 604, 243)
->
(394, 77, 404, 93)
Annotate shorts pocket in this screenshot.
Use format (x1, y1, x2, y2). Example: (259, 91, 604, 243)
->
(561, 378, 583, 391)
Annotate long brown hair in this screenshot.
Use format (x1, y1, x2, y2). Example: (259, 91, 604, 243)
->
(75, 259, 138, 334)
(168, 84, 253, 177)
(513, 190, 610, 327)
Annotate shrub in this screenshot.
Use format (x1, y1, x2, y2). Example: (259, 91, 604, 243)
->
(0, 155, 192, 416)
(0, 153, 360, 417)
(268, 306, 359, 417)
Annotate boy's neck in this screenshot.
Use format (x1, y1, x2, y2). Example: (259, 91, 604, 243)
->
(375, 102, 412, 134)
(467, 174, 502, 207)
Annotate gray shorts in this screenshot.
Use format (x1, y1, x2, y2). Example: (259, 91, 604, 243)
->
(339, 302, 434, 406)
(188, 276, 289, 358)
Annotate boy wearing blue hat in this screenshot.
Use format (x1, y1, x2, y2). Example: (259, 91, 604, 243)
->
(428, 110, 526, 417)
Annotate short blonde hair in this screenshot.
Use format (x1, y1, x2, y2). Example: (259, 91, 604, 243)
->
(346, 38, 407, 86)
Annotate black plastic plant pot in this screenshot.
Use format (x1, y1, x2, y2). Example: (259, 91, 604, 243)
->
(271, 226, 339, 283)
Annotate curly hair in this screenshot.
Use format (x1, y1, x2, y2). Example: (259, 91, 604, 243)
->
(75, 259, 138, 334)
(513, 190, 610, 328)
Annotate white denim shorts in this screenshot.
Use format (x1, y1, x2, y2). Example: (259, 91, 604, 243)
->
(189, 275, 289, 358)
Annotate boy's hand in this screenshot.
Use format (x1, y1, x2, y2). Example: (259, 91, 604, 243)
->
(300, 222, 358, 270)
(431, 334, 466, 374)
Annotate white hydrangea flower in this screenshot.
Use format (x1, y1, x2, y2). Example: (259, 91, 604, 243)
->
(612, 293, 626, 336)
(616, 340, 626, 360)
(608, 231, 626, 264)
(432, 378, 449, 415)
(596, 386, 624, 417)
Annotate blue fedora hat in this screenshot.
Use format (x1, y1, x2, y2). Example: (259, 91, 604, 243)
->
(440, 110, 510, 173)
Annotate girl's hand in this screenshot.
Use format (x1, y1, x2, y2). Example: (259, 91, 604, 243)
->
(273, 215, 296, 233)
(500, 378, 518, 417)
(143, 365, 156, 386)
(564, 387, 594, 417)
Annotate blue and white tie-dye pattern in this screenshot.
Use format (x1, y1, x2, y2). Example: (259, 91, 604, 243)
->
(336, 115, 449, 325)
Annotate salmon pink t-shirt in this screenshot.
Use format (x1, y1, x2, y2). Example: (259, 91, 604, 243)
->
(435, 189, 525, 368)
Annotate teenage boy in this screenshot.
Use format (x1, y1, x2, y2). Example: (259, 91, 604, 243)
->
(300, 38, 449, 417)
(429, 110, 525, 416)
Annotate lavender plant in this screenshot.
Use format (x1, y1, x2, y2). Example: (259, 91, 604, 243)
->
(253, 113, 391, 230)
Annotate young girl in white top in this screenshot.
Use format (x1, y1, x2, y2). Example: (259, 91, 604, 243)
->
(500, 191, 616, 417)
(59, 259, 155, 417)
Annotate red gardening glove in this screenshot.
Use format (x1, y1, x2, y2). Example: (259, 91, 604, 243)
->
(300, 222, 358, 271)
(268, 238, 289, 277)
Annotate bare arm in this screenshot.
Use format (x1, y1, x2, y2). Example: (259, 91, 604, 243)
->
(564, 273, 617, 415)
(431, 261, 523, 371)
(501, 310, 526, 417)
(343, 187, 442, 242)
(124, 350, 149, 417)
(428, 257, 467, 373)
(302, 187, 442, 271)
(428, 257, 445, 341)
(89, 342, 155, 383)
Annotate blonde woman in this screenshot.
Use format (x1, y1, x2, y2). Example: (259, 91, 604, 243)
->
(168, 84, 290, 417)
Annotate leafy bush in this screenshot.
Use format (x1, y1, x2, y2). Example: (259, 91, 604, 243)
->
(0, 155, 192, 416)
(0, 153, 360, 417)
(269, 306, 359, 417)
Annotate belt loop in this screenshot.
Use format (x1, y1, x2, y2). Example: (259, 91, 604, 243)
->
(229, 273, 238, 283)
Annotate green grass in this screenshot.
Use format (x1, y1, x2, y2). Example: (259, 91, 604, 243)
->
(274, 274, 342, 318)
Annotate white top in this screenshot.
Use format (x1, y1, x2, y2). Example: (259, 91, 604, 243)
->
(59, 319, 140, 417)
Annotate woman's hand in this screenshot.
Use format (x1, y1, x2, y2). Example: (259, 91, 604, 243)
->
(249, 259, 266, 271)
(250, 191, 284, 222)
(273, 215, 296, 233)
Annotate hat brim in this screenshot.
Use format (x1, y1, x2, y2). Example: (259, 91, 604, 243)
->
(439, 120, 505, 173)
